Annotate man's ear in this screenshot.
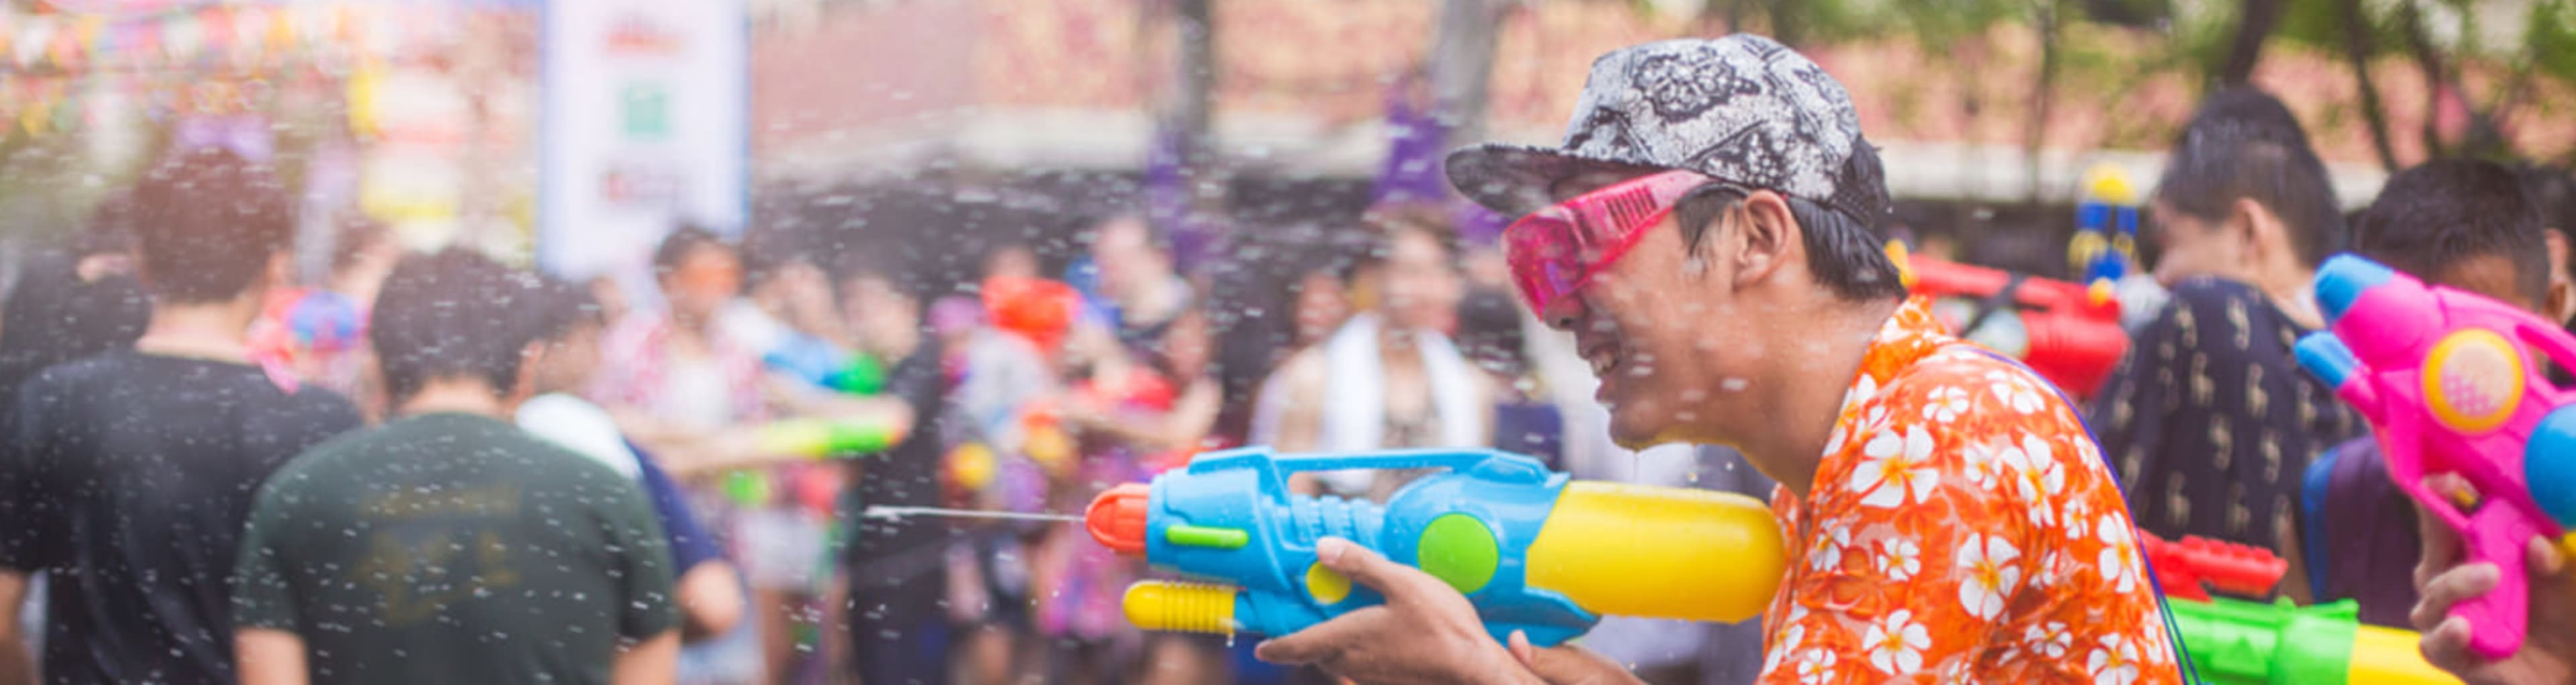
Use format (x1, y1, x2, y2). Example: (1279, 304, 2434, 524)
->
(2233, 197, 2283, 260)
(1731, 191, 1798, 288)
(2550, 280, 2576, 325)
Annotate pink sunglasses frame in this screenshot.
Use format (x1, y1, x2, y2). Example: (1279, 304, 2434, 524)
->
(1501, 169, 1721, 313)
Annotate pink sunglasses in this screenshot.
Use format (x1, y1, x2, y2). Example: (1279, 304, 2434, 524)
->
(1502, 170, 1719, 313)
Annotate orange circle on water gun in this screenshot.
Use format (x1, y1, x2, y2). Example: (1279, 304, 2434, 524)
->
(2422, 328, 2524, 433)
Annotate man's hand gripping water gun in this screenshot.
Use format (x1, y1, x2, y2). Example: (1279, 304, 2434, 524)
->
(1079, 446, 1787, 649)
(2292, 254, 2576, 660)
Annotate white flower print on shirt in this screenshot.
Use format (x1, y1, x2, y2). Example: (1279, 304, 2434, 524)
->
(2005, 434, 2067, 527)
(1957, 534, 2024, 619)
(1876, 537, 1923, 581)
(1864, 609, 1932, 674)
(2063, 498, 2092, 541)
(1812, 521, 1854, 572)
(1855, 425, 1939, 509)
(2025, 621, 2074, 660)
(1986, 370, 2046, 414)
(1922, 385, 1971, 423)
(1766, 623, 1806, 674)
(2098, 513, 2139, 593)
(1796, 648, 1839, 684)
(2088, 634, 2141, 685)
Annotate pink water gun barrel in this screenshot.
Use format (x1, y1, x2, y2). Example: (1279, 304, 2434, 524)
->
(2294, 254, 2576, 659)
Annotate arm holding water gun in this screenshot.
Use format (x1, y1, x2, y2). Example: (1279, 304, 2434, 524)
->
(2290, 255, 2576, 684)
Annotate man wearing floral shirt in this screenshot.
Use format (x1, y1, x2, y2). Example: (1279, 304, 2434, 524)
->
(1248, 36, 2185, 684)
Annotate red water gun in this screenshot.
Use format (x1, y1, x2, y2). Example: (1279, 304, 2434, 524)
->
(2139, 533, 2288, 601)
(1887, 242, 2129, 399)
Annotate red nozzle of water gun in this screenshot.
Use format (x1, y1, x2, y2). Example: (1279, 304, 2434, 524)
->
(2140, 532, 2286, 601)
(1086, 483, 1151, 557)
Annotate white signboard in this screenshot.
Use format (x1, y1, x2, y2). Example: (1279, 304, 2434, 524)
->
(540, 0, 747, 282)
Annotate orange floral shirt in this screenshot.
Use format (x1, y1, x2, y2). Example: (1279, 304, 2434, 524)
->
(1759, 298, 2184, 684)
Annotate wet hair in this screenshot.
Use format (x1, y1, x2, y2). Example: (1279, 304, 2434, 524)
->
(834, 238, 938, 304)
(77, 193, 139, 259)
(1672, 144, 1907, 301)
(128, 148, 295, 303)
(2353, 160, 2550, 305)
(2154, 87, 2345, 266)
(369, 249, 551, 403)
(651, 224, 734, 278)
(523, 276, 606, 344)
(2517, 164, 2576, 262)
(329, 217, 390, 275)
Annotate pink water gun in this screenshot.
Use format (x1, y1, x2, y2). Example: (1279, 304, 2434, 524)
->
(2294, 254, 2576, 659)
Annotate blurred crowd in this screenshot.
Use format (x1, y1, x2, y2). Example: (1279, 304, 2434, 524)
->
(0, 73, 2573, 685)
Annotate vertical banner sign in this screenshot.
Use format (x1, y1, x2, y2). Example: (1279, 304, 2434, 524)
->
(540, 0, 747, 282)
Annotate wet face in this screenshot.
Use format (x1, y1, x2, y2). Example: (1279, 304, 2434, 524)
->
(2147, 196, 2249, 287)
(1536, 174, 1752, 449)
(659, 246, 741, 322)
(986, 246, 1041, 281)
(1092, 219, 1167, 302)
(1380, 229, 1460, 332)
(842, 274, 920, 355)
(1291, 270, 1350, 344)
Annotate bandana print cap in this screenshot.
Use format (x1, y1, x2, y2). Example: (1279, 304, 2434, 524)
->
(1446, 35, 1889, 225)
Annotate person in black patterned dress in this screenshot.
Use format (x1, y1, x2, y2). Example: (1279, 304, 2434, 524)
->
(2090, 87, 2364, 573)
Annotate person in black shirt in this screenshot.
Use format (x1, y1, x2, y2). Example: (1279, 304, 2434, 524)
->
(231, 249, 678, 685)
(836, 252, 954, 685)
(2091, 88, 2364, 565)
(0, 148, 363, 685)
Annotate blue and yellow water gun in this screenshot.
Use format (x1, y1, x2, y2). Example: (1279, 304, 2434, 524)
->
(1081, 447, 1786, 646)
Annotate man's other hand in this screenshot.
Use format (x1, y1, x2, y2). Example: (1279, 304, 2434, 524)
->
(1251, 537, 1544, 685)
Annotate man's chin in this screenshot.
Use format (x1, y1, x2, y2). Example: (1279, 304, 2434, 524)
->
(1605, 407, 1673, 451)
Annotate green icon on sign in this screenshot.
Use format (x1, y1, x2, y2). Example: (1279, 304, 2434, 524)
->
(621, 82, 669, 140)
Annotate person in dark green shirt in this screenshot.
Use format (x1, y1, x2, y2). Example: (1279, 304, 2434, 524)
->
(231, 250, 680, 685)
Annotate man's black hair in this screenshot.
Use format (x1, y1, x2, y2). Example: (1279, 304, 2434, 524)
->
(129, 147, 295, 303)
(523, 277, 605, 344)
(2517, 164, 2576, 238)
(1670, 142, 1907, 301)
(2353, 160, 2550, 305)
(2153, 87, 2345, 266)
(329, 217, 390, 275)
(651, 224, 734, 277)
(741, 226, 820, 292)
(370, 249, 551, 403)
(77, 193, 139, 259)
(833, 238, 938, 304)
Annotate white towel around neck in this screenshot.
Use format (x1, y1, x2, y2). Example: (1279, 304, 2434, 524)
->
(1315, 313, 1485, 483)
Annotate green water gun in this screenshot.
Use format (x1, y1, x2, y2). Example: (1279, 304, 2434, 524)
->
(2145, 533, 2459, 684)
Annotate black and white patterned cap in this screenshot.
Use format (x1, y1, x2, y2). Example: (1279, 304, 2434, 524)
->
(1446, 35, 1889, 223)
